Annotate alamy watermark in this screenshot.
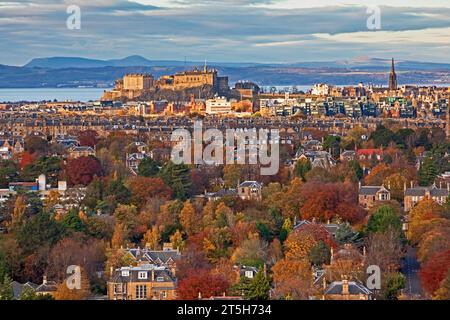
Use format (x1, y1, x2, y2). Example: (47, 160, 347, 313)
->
(171, 121, 280, 175)
(66, 5, 81, 30)
(366, 265, 381, 290)
(366, 5, 381, 30)
(66, 265, 81, 290)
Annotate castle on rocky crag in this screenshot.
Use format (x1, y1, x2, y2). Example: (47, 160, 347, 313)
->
(101, 65, 229, 101)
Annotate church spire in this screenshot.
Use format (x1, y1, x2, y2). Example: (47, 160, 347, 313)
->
(389, 58, 397, 91)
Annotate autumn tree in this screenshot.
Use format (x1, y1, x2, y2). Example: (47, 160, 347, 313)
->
(177, 269, 229, 300)
(364, 163, 391, 186)
(231, 234, 267, 267)
(179, 200, 200, 235)
(127, 176, 172, 210)
(54, 267, 90, 300)
(272, 259, 312, 300)
(111, 223, 128, 249)
(24, 135, 49, 155)
(11, 195, 26, 229)
(299, 182, 365, 224)
(223, 164, 242, 188)
(408, 199, 447, 245)
(419, 250, 450, 296)
(78, 130, 98, 148)
(434, 270, 450, 300)
(66, 156, 103, 186)
(142, 225, 161, 250)
(365, 228, 404, 274)
(170, 230, 185, 251)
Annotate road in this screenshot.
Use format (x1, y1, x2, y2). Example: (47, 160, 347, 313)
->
(401, 246, 423, 299)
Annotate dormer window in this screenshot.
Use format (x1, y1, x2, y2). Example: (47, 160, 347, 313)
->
(121, 270, 130, 277)
(156, 277, 164, 282)
(138, 271, 148, 280)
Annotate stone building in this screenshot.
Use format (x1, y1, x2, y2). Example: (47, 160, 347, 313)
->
(358, 184, 391, 209)
(404, 184, 450, 212)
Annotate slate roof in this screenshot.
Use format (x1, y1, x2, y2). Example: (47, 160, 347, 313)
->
(405, 185, 449, 197)
(207, 189, 237, 199)
(359, 186, 389, 196)
(110, 265, 176, 284)
(325, 281, 372, 295)
(125, 248, 181, 266)
(239, 181, 262, 188)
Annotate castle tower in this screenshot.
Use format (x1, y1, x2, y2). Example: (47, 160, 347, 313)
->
(389, 58, 398, 91)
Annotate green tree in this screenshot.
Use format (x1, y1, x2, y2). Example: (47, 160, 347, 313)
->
(20, 156, 61, 185)
(384, 272, 406, 300)
(294, 158, 312, 182)
(370, 125, 395, 147)
(0, 160, 17, 188)
(247, 268, 270, 300)
(348, 160, 363, 181)
(335, 222, 360, 245)
(418, 157, 438, 186)
(138, 157, 160, 177)
(229, 277, 252, 298)
(367, 205, 402, 234)
(0, 275, 13, 300)
(61, 209, 86, 233)
(308, 241, 331, 266)
(323, 135, 341, 158)
(159, 161, 191, 200)
(106, 179, 131, 205)
(17, 212, 64, 254)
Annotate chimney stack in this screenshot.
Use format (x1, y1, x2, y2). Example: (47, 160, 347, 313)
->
(342, 277, 349, 295)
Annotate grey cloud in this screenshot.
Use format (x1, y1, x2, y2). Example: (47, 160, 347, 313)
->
(0, 1, 449, 65)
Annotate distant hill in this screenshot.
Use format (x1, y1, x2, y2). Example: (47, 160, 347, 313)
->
(23, 55, 265, 69)
(1, 56, 449, 88)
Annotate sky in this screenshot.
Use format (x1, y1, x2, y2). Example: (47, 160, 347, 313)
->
(1, 0, 450, 66)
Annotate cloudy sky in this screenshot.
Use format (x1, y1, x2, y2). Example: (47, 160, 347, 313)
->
(1, 0, 450, 66)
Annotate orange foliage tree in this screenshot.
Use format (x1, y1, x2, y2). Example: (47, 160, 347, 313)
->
(419, 250, 450, 296)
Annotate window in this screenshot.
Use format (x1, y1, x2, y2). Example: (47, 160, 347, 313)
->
(156, 276, 164, 282)
(245, 271, 254, 279)
(121, 270, 129, 277)
(136, 285, 147, 300)
(161, 291, 167, 299)
(114, 284, 123, 294)
(138, 271, 148, 280)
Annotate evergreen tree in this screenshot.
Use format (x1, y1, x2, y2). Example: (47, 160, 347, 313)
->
(61, 209, 86, 233)
(348, 160, 363, 180)
(18, 212, 64, 254)
(418, 157, 438, 186)
(159, 161, 192, 200)
(138, 157, 160, 177)
(335, 222, 360, 245)
(308, 241, 331, 266)
(294, 158, 312, 182)
(0, 275, 13, 300)
(247, 268, 270, 300)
